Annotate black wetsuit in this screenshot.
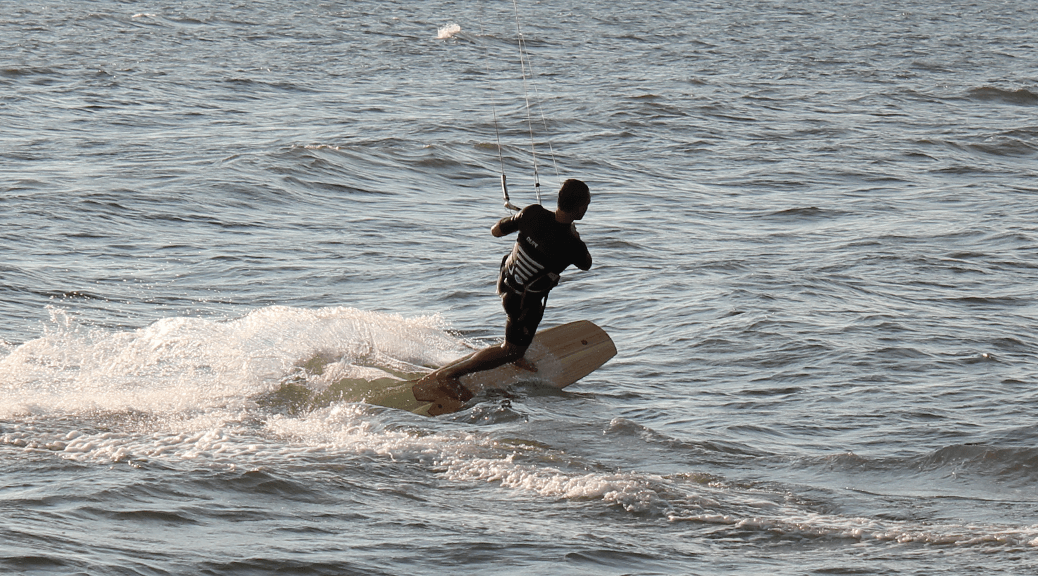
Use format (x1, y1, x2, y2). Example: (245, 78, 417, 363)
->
(495, 204, 592, 347)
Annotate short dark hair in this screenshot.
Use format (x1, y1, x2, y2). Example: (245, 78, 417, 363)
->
(557, 179, 590, 212)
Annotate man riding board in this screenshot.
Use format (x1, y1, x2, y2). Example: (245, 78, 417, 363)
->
(413, 179, 593, 413)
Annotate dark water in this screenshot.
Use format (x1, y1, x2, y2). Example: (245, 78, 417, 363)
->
(3, 0, 1038, 574)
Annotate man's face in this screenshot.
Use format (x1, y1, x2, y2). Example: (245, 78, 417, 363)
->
(573, 200, 590, 220)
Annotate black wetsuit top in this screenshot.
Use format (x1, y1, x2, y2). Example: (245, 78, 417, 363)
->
(496, 204, 592, 297)
(495, 204, 591, 346)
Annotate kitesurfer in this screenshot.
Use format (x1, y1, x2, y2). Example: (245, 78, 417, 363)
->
(413, 179, 593, 411)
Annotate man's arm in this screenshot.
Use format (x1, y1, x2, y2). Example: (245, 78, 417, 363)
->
(491, 211, 521, 238)
(574, 245, 592, 271)
(570, 226, 592, 271)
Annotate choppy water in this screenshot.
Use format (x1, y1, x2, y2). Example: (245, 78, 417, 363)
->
(3, 0, 1038, 574)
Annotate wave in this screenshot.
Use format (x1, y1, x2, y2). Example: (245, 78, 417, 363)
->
(967, 137, 1038, 158)
(764, 206, 849, 219)
(804, 442, 1038, 488)
(0, 306, 463, 418)
(0, 66, 59, 78)
(968, 86, 1038, 106)
(5, 383, 1038, 553)
(915, 444, 1038, 486)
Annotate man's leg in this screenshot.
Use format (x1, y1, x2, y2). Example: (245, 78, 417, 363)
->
(413, 291, 542, 407)
(413, 341, 527, 400)
(436, 341, 528, 381)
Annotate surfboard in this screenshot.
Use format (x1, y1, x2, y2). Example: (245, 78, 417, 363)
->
(348, 320, 616, 416)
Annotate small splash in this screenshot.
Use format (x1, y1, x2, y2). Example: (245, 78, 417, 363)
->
(437, 23, 461, 39)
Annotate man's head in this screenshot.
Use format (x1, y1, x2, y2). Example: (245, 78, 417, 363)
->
(557, 179, 590, 220)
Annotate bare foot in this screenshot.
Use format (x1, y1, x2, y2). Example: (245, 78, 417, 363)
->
(513, 357, 538, 373)
(413, 375, 474, 403)
(413, 375, 473, 416)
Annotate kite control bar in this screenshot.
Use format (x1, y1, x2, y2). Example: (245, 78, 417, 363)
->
(501, 174, 521, 212)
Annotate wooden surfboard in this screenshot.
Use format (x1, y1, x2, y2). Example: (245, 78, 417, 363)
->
(350, 320, 616, 416)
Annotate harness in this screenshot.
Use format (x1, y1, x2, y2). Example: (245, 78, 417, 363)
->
(498, 242, 560, 313)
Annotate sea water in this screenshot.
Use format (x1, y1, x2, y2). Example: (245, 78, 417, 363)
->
(2, 0, 1037, 574)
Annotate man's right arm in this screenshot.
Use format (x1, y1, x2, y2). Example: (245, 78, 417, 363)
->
(491, 211, 522, 237)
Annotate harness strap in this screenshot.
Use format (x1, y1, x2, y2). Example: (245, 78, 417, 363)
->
(499, 254, 558, 311)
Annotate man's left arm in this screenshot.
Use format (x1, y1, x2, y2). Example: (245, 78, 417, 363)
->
(572, 236, 592, 271)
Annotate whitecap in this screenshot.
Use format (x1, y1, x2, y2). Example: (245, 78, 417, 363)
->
(437, 23, 461, 40)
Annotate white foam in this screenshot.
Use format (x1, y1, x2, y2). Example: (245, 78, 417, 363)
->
(442, 454, 677, 514)
(6, 394, 1038, 551)
(7, 306, 1037, 550)
(0, 306, 465, 417)
(437, 23, 461, 39)
(670, 504, 1038, 548)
